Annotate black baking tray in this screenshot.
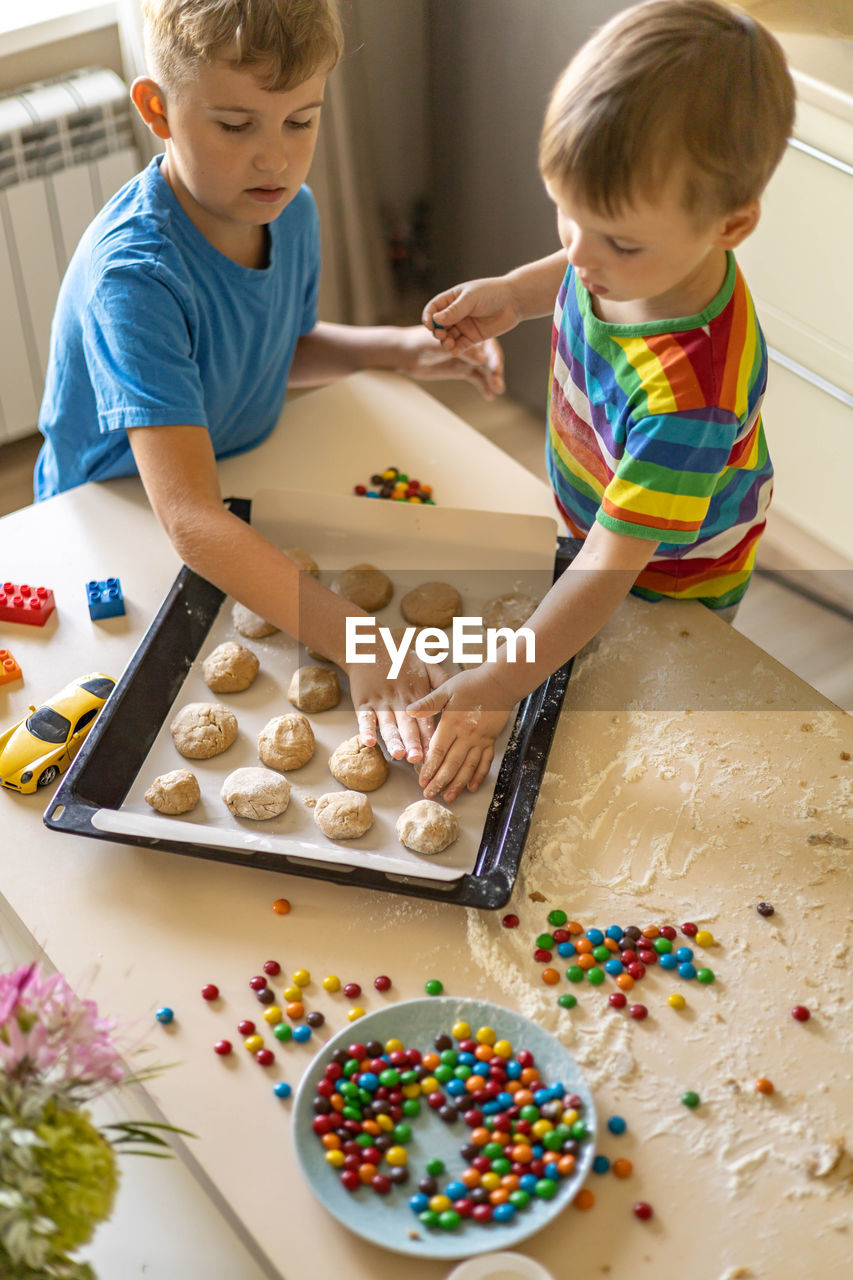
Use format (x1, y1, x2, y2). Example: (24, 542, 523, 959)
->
(44, 499, 581, 909)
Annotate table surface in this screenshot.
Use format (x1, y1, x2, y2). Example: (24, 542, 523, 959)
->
(1, 373, 850, 1280)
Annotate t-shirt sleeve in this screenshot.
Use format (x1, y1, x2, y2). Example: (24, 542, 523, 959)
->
(83, 263, 209, 434)
(298, 187, 321, 335)
(596, 409, 742, 544)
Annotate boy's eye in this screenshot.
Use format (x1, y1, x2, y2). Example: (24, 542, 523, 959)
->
(219, 121, 251, 133)
(609, 239, 641, 255)
(287, 118, 315, 131)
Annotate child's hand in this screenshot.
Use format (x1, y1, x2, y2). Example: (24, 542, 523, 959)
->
(398, 326, 504, 399)
(422, 278, 523, 355)
(346, 650, 449, 764)
(406, 668, 515, 804)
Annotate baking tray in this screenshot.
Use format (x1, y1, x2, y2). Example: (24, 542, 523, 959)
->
(44, 498, 580, 908)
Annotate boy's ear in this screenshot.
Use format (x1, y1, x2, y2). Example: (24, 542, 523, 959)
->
(131, 77, 171, 140)
(714, 200, 761, 249)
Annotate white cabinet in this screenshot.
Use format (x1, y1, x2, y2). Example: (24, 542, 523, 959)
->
(737, 69, 853, 563)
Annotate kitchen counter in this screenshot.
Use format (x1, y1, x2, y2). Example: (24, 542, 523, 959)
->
(1, 373, 850, 1279)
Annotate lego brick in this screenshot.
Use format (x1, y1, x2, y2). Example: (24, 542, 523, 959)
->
(0, 581, 56, 626)
(0, 649, 22, 685)
(86, 577, 125, 620)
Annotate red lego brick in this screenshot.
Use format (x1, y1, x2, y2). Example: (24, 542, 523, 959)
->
(0, 581, 56, 626)
(0, 649, 22, 685)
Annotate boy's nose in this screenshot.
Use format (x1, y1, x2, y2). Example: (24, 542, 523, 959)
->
(253, 137, 288, 175)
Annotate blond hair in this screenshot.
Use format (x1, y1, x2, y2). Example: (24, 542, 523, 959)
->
(539, 0, 795, 220)
(142, 0, 344, 93)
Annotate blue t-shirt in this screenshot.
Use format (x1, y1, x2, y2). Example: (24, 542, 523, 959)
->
(35, 155, 320, 499)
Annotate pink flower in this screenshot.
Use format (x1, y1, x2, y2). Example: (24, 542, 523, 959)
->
(0, 963, 125, 1091)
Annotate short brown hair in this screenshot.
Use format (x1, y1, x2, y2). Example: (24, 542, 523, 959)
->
(539, 0, 795, 219)
(142, 0, 344, 94)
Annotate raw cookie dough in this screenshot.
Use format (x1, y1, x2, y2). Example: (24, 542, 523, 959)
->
(331, 563, 393, 611)
(144, 769, 200, 815)
(482, 592, 538, 631)
(170, 702, 238, 759)
(288, 665, 340, 713)
(258, 713, 315, 771)
(202, 641, 259, 693)
(314, 790, 374, 839)
(283, 546, 319, 577)
(221, 767, 290, 820)
(401, 581, 462, 628)
(328, 735, 389, 791)
(396, 799, 459, 854)
(232, 601, 279, 639)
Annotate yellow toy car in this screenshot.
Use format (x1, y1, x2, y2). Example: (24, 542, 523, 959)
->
(0, 672, 115, 794)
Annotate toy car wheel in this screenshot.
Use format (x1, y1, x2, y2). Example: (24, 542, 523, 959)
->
(37, 765, 60, 788)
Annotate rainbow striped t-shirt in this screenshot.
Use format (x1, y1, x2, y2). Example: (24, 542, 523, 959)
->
(546, 252, 772, 610)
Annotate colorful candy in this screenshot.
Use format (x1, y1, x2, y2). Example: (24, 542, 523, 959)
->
(354, 466, 436, 504)
(311, 1026, 593, 1232)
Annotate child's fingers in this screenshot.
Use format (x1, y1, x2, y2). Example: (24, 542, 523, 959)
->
(467, 745, 495, 793)
(442, 746, 484, 803)
(407, 685, 451, 719)
(423, 739, 477, 800)
(356, 704, 378, 747)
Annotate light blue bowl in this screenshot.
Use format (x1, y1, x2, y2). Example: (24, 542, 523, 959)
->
(292, 996, 596, 1261)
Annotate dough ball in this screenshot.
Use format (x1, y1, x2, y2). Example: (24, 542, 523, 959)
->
(288, 665, 340, 713)
(258, 713, 315, 771)
(232, 601, 279, 639)
(170, 702, 238, 759)
(331, 563, 393, 611)
(314, 790, 374, 839)
(144, 769, 200, 815)
(401, 581, 462, 628)
(328, 735, 389, 791)
(482, 592, 538, 631)
(202, 641, 259, 693)
(396, 799, 459, 855)
(221, 767, 290, 820)
(283, 546, 319, 577)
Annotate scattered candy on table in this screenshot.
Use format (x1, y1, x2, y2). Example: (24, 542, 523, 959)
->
(272, 898, 291, 914)
(201, 984, 219, 1001)
(756, 902, 775, 917)
(155, 1006, 174, 1024)
(353, 466, 436, 504)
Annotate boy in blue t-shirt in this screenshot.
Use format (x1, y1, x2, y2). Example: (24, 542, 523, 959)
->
(36, 0, 502, 765)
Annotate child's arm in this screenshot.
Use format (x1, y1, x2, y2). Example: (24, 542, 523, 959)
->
(127, 423, 446, 762)
(421, 251, 568, 354)
(407, 522, 659, 802)
(289, 322, 505, 398)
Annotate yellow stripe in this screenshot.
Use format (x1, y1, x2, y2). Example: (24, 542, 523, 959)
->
(609, 336, 679, 415)
(734, 307, 757, 420)
(606, 475, 709, 522)
(663, 568, 752, 600)
(548, 421, 605, 498)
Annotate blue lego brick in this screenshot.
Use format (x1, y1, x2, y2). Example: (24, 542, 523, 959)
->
(86, 578, 125, 620)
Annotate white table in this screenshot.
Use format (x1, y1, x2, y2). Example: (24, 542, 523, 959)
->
(1, 374, 850, 1280)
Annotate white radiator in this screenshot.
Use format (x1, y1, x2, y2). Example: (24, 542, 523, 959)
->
(0, 67, 140, 444)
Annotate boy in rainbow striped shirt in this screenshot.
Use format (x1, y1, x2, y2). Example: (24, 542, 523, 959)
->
(409, 0, 795, 803)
